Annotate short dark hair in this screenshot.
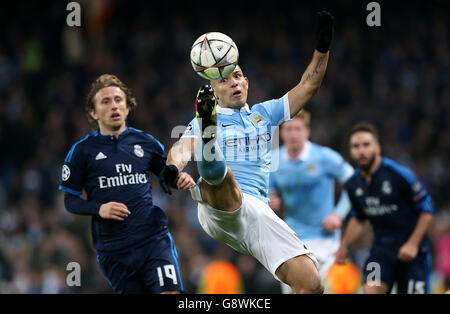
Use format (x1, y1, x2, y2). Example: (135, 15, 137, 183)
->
(349, 122, 379, 142)
(85, 74, 137, 129)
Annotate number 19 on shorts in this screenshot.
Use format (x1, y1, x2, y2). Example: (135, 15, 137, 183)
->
(157, 265, 178, 286)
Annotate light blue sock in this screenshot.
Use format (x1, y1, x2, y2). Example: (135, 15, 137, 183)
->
(196, 139, 227, 185)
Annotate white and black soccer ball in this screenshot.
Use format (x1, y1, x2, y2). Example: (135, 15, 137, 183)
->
(190, 32, 239, 80)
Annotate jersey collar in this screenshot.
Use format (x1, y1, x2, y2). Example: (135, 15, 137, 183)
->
(96, 126, 130, 140)
(284, 141, 312, 162)
(216, 104, 250, 115)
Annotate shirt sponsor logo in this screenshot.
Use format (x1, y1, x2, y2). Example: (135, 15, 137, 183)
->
(98, 173, 147, 188)
(364, 197, 398, 216)
(98, 163, 148, 188)
(224, 132, 271, 148)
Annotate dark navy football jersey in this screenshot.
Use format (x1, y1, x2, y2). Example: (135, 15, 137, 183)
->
(345, 158, 434, 250)
(59, 127, 169, 254)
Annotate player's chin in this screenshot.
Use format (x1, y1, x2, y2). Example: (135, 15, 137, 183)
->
(109, 120, 125, 130)
(229, 98, 245, 108)
(357, 158, 374, 171)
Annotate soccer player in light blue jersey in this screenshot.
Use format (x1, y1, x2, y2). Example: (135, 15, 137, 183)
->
(268, 110, 354, 293)
(166, 11, 334, 293)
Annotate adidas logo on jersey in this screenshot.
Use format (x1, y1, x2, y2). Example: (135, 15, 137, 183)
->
(95, 152, 107, 160)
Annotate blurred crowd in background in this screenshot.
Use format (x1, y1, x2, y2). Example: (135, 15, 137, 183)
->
(0, 0, 449, 293)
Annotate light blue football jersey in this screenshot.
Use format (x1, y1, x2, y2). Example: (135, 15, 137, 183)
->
(182, 94, 290, 204)
(269, 142, 354, 240)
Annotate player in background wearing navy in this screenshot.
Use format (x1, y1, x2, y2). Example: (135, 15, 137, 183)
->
(269, 110, 353, 293)
(335, 122, 434, 294)
(59, 74, 195, 294)
(166, 11, 334, 294)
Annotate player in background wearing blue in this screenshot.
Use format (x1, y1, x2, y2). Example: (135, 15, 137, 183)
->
(166, 11, 334, 293)
(269, 110, 354, 293)
(335, 122, 434, 294)
(59, 74, 195, 294)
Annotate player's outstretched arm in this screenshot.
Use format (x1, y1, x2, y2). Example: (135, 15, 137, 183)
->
(288, 10, 334, 117)
(158, 137, 196, 194)
(167, 136, 196, 172)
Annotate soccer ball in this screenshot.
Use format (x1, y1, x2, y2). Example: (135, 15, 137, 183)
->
(190, 32, 239, 80)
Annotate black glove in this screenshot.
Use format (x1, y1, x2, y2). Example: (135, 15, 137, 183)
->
(315, 10, 334, 53)
(158, 165, 179, 195)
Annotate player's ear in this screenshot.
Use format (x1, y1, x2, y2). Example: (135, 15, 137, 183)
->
(90, 109, 98, 121)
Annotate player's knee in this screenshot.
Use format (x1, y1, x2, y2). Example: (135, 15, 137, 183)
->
(310, 276, 324, 294)
(279, 255, 324, 294)
(292, 272, 323, 294)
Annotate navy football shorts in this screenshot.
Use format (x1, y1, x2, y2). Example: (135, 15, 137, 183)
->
(362, 245, 432, 294)
(97, 232, 184, 294)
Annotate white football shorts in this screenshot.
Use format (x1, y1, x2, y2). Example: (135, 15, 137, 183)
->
(190, 185, 318, 281)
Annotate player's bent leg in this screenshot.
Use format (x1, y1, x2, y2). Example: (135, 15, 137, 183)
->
(275, 254, 324, 294)
(363, 282, 389, 294)
(200, 167, 242, 212)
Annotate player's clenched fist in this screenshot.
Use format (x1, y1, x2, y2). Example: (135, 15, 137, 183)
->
(177, 172, 196, 190)
(322, 213, 342, 232)
(99, 202, 131, 221)
(397, 241, 419, 262)
(315, 10, 334, 53)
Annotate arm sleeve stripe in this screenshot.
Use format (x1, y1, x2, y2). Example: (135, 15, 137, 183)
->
(283, 93, 291, 122)
(383, 158, 416, 184)
(417, 196, 435, 214)
(59, 185, 82, 196)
